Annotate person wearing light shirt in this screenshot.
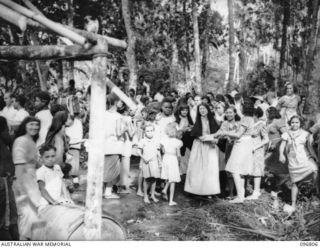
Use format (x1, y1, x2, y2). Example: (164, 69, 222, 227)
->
(1, 92, 18, 131)
(154, 88, 165, 103)
(12, 95, 29, 129)
(34, 91, 53, 148)
(103, 94, 126, 199)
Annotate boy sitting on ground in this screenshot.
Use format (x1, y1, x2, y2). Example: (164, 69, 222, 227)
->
(36, 144, 74, 209)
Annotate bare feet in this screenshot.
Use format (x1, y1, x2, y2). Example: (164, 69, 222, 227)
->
(137, 191, 144, 197)
(161, 191, 168, 201)
(154, 191, 161, 197)
(169, 201, 177, 206)
(245, 191, 261, 200)
(144, 197, 150, 204)
(150, 196, 159, 203)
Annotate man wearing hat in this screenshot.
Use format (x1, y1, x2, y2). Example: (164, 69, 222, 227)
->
(34, 91, 53, 148)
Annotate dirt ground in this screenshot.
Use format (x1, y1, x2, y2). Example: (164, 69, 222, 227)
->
(70, 158, 320, 241)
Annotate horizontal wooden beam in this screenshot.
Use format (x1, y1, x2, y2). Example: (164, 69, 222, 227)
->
(25, 18, 127, 49)
(0, 0, 87, 46)
(0, 4, 27, 31)
(0, 0, 127, 49)
(0, 45, 109, 60)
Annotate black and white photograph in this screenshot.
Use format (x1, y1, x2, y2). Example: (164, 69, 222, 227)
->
(0, 0, 319, 245)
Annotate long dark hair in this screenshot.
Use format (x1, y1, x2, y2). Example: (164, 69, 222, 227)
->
(15, 116, 40, 142)
(0, 116, 12, 148)
(191, 103, 219, 137)
(267, 107, 281, 121)
(242, 97, 255, 117)
(174, 104, 193, 125)
(45, 111, 68, 146)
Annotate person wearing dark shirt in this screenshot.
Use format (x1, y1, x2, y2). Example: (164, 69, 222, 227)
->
(0, 116, 19, 240)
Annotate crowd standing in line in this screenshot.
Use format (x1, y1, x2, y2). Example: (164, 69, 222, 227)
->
(0, 80, 319, 240)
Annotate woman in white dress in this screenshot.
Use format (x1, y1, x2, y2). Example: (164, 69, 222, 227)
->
(279, 115, 318, 212)
(184, 103, 220, 196)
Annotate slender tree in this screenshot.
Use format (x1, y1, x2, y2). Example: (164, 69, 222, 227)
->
(192, 0, 202, 93)
(227, 0, 235, 92)
(122, 0, 138, 90)
(279, 0, 290, 77)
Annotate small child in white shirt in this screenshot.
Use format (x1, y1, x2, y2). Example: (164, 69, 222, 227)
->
(36, 144, 73, 208)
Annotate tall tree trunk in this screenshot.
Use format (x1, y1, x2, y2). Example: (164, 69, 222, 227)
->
(228, 0, 235, 92)
(184, 64, 192, 91)
(202, 4, 212, 93)
(83, 40, 108, 240)
(122, 0, 138, 91)
(169, 0, 178, 90)
(238, 17, 247, 92)
(62, 0, 75, 89)
(304, 0, 320, 114)
(170, 41, 179, 89)
(29, 32, 48, 91)
(279, 0, 290, 76)
(304, 0, 320, 83)
(192, 1, 202, 93)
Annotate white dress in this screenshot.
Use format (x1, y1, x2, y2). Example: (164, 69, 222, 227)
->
(138, 137, 161, 179)
(161, 137, 183, 183)
(282, 130, 318, 183)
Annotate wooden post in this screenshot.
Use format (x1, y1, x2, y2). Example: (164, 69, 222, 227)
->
(83, 39, 108, 240)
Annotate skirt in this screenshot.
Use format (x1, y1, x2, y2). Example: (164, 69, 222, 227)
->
(225, 136, 254, 175)
(161, 154, 181, 183)
(140, 158, 160, 179)
(179, 148, 190, 175)
(103, 155, 121, 183)
(184, 139, 220, 195)
(251, 137, 265, 176)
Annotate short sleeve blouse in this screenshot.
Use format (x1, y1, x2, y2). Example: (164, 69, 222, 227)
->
(12, 136, 38, 166)
(239, 116, 254, 136)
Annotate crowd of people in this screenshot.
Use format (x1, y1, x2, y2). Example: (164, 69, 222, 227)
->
(0, 79, 319, 240)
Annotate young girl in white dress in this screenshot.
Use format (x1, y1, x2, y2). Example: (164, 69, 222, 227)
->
(137, 123, 162, 204)
(161, 123, 183, 206)
(279, 115, 318, 213)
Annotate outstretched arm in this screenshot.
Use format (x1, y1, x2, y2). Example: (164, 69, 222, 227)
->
(279, 140, 286, 163)
(253, 127, 269, 151)
(223, 126, 246, 139)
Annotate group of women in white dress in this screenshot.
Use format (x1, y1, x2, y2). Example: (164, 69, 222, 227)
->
(133, 83, 318, 214)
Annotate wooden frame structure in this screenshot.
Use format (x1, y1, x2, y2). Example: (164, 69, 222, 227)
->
(0, 0, 136, 240)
